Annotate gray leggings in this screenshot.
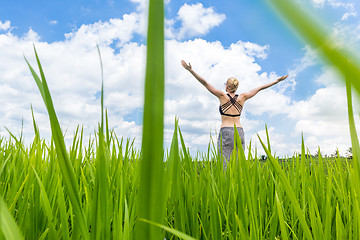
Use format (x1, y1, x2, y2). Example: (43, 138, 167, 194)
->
(217, 127, 245, 168)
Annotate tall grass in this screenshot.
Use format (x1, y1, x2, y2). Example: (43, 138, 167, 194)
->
(266, 2, 360, 239)
(136, 0, 165, 239)
(1, 0, 360, 239)
(0, 118, 358, 239)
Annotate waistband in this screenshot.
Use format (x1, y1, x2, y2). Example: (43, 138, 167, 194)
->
(220, 127, 243, 130)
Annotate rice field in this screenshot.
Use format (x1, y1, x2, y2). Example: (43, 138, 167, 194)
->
(2, 0, 360, 239)
(0, 118, 359, 240)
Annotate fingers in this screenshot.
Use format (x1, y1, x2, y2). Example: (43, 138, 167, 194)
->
(181, 60, 191, 70)
(278, 75, 288, 81)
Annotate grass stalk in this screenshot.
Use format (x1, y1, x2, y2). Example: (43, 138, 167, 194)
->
(135, 0, 166, 239)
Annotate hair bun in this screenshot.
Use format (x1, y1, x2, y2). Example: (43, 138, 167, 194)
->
(233, 79, 239, 87)
(226, 77, 239, 93)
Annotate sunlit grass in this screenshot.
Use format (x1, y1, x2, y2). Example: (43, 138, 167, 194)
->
(0, 117, 357, 239)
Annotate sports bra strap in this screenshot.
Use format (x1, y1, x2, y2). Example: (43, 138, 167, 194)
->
(219, 94, 243, 117)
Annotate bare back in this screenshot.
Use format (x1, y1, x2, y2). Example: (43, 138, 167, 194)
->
(218, 92, 246, 128)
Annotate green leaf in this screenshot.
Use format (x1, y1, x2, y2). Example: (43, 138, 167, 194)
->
(346, 69, 360, 191)
(139, 218, 197, 240)
(258, 134, 313, 240)
(32, 165, 58, 240)
(275, 191, 289, 240)
(25, 46, 89, 239)
(136, 0, 165, 239)
(0, 196, 25, 240)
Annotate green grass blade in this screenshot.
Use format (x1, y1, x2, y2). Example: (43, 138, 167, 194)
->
(31, 166, 59, 240)
(24, 55, 46, 105)
(265, 124, 271, 154)
(91, 127, 110, 240)
(26, 47, 89, 239)
(30, 105, 40, 137)
(346, 71, 360, 165)
(258, 134, 313, 240)
(0, 153, 12, 176)
(89, 43, 111, 240)
(38, 228, 50, 240)
(0, 195, 25, 240)
(139, 218, 197, 240)
(4, 127, 26, 153)
(234, 213, 250, 240)
(165, 118, 180, 200)
(57, 178, 70, 240)
(335, 204, 344, 240)
(178, 126, 190, 160)
(123, 198, 131, 240)
(345, 69, 360, 205)
(136, 0, 165, 239)
(32, 166, 54, 222)
(97, 45, 104, 131)
(275, 191, 289, 240)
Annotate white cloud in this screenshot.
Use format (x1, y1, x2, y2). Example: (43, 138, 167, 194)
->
(24, 28, 40, 41)
(252, 127, 299, 156)
(110, 2, 225, 41)
(129, 0, 148, 11)
(288, 45, 318, 78)
(287, 67, 360, 155)
(328, 0, 358, 21)
(64, 13, 145, 48)
(328, 0, 355, 9)
(167, 3, 226, 40)
(310, 0, 355, 9)
(311, 0, 326, 8)
(49, 20, 58, 25)
(310, 0, 357, 21)
(330, 21, 360, 52)
(0, 20, 11, 31)
(0, 17, 147, 147)
(341, 10, 357, 20)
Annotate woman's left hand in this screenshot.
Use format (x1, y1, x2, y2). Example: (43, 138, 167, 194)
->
(276, 75, 288, 82)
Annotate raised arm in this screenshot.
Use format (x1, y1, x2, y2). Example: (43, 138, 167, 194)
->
(181, 60, 224, 98)
(242, 75, 288, 101)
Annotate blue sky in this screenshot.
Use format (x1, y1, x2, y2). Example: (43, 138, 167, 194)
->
(0, 0, 359, 156)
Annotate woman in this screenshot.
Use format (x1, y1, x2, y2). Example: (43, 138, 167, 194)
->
(181, 60, 288, 167)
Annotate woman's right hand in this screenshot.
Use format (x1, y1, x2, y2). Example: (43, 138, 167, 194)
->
(181, 60, 192, 71)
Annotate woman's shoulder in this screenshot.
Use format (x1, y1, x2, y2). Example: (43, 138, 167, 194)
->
(236, 93, 246, 105)
(237, 92, 246, 99)
(217, 91, 228, 99)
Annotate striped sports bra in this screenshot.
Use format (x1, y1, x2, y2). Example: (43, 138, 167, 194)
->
(219, 94, 243, 117)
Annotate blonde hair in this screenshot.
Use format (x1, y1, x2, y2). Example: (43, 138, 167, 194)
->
(226, 77, 239, 93)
